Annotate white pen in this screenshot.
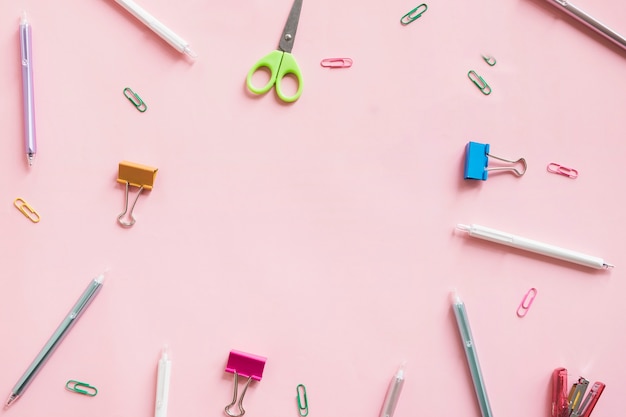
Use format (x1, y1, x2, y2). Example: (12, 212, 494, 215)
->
(378, 365, 405, 417)
(544, 0, 626, 53)
(114, 0, 196, 58)
(456, 223, 613, 270)
(19, 12, 37, 166)
(155, 346, 172, 417)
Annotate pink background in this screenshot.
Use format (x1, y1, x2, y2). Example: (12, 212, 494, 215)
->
(0, 0, 624, 416)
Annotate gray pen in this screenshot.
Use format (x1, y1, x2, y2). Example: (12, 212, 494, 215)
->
(5, 275, 104, 407)
(544, 0, 626, 52)
(379, 365, 405, 417)
(19, 12, 37, 167)
(451, 292, 493, 417)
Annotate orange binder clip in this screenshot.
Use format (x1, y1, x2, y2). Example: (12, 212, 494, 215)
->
(116, 161, 158, 227)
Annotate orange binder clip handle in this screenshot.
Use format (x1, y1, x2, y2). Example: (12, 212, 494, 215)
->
(116, 161, 158, 227)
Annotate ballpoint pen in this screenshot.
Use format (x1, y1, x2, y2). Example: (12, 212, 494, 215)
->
(113, 0, 196, 58)
(451, 292, 493, 417)
(543, 0, 626, 53)
(155, 347, 172, 417)
(5, 275, 105, 407)
(378, 365, 405, 417)
(456, 223, 613, 270)
(19, 12, 37, 166)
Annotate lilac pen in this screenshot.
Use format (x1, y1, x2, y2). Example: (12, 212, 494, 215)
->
(19, 12, 37, 167)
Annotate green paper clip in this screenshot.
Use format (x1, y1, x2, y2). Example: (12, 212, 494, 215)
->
(123, 87, 147, 112)
(468, 70, 491, 95)
(296, 384, 308, 417)
(66, 380, 98, 396)
(400, 3, 428, 25)
(482, 55, 496, 66)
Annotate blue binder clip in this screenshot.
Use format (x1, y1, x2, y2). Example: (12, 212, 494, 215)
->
(464, 141, 527, 180)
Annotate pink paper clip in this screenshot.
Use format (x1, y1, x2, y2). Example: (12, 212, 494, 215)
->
(320, 58, 353, 68)
(517, 288, 537, 317)
(547, 163, 578, 179)
(224, 350, 267, 417)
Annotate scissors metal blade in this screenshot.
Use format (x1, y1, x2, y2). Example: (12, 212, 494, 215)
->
(278, 0, 303, 53)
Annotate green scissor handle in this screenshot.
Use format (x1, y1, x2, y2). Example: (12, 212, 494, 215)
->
(246, 50, 303, 103)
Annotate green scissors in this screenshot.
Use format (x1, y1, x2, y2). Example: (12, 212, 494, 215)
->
(246, 0, 303, 103)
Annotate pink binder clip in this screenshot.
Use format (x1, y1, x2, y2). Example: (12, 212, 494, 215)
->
(224, 350, 267, 417)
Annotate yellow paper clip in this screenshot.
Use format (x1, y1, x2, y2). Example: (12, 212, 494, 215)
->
(14, 198, 40, 223)
(116, 161, 158, 227)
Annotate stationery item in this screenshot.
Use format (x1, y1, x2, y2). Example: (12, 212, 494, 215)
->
(246, 0, 303, 102)
(568, 377, 589, 415)
(13, 198, 40, 223)
(543, 0, 626, 53)
(224, 350, 267, 417)
(464, 141, 527, 180)
(552, 368, 569, 417)
(378, 365, 405, 417)
(5, 275, 105, 407)
(467, 70, 491, 95)
(116, 161, 158, 227)
(573, 381, 605, 417)
(123, 87, 147, 112)
(19, 12, 37, 166)
(296, 384, 308, 417)
(552, 369, 605, 417)
(113, 0, 196, 58)
(65, 380, 98, 396)
(400, 4, 428, 25)
(456, 223, 613, 269)
(155, 347, 172, 417)
(320, 58, 353, 68)
(547, 163, 578, 179)
(482, 55, 496, 66)
(516, 288, 537, 318)
(451, 292, 493, 417)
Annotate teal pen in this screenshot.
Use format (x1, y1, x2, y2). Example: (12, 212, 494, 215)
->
(451, 292, 493, 417)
